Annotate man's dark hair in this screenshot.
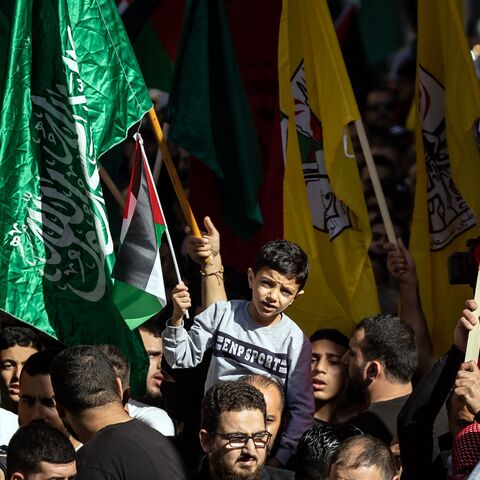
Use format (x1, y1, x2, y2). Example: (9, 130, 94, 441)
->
(97, 344, 131, 392)
(330, 435, 397, 478)
(253, 240, 309, 291)
(201, 381, 267, 433)
(7, 423, 75, 477)
(296, 421, 362, 480)
(356, 314, 417, 383)
(50, 345, 120, 414)
(310, 329, 349, 349)
(22, 349, 62, 378)
(0, 326, 43, 351)
(239, 374, 285, 409)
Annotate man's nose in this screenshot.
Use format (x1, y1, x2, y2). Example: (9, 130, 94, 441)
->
(11, 367, 20, 382)
(243, 437, 257, 456)
(31, 403, 46, 421)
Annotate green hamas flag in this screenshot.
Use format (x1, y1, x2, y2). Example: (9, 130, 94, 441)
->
(167, 0, 263, 238)
(0, 0, 152, 392)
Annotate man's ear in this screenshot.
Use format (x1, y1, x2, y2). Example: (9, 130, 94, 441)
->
(366, 361, 380, 381)
(199, 429, 213, 453)
(247, 268, 254, 288)
(11, 473, 24, 480)
(115, 377, 123, 401)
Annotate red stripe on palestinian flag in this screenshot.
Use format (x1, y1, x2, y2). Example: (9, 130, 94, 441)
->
(143, 150, 166, 247)
(112, 135, 166, 330)
(119, 141, 141, 243)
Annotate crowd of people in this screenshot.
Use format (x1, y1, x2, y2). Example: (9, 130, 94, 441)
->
(1, 213, 480, 480)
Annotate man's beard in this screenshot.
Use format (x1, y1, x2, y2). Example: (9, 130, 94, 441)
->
(209, 448, 265, 480)
(345, 371, 368, 405)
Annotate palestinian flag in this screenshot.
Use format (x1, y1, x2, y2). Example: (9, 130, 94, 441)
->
(112, 134, 167, 330)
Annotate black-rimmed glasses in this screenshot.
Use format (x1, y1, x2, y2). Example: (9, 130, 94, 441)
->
(213, 430, 272, 448)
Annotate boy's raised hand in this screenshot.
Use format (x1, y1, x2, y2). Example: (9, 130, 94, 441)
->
(171, 282, 192, 325)
(454, 299, 479, 353)
(186, 216, 220, 267)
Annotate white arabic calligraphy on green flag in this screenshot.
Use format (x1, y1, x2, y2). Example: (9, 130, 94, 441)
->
(0, 0, 152, 393)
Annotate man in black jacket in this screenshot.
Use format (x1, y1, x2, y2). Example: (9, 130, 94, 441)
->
(50, 345, 187, 480)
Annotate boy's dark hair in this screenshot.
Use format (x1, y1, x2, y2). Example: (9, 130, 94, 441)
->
(296, 421, 362, 480)
(253, 240, 309, 291)
(239, 374, 285, 409)
(7, 423, 75, 477)
(309, 329, 349, 349)
(330, 435, 397, 478)
(0, 326, 43, 351)
(50, 345, 120, 414)
(356, 314, 417, 383)
(22, 349, 62, 378)
(201, 381, 266, 433)
(97, 344, 131, 390)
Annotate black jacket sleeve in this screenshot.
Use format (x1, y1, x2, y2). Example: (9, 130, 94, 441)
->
(398, 345, 464, 480)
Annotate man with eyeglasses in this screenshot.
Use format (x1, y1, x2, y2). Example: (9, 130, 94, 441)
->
(198, 381, 294, 479)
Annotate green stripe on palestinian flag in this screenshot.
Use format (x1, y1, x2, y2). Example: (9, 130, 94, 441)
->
(113, 134, 167, 330)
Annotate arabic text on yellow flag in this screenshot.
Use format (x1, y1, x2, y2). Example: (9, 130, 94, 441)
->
(411, 0, 480, 355)
(279, 0, 380, 336)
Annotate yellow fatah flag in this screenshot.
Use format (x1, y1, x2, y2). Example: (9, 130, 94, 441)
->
(279, 0, 380, 336)
(411, 0, 480, 355)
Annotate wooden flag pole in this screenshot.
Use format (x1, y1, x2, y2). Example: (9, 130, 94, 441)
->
(153, 122, 169, 184)
(465, 270, 480, 361)
(148, 108, 202, 238)
(353, 119, 397, 245)
(99, 165, 126, 210)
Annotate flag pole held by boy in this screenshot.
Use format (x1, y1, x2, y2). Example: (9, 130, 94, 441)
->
(112, 132, 187, 329)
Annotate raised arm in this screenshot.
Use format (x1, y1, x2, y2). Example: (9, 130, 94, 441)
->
(186, 216, 227, 309)
(384, 238, 434, 377)
(398, 299, 478, 479)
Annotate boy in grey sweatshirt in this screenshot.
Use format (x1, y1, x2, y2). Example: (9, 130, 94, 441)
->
(162, 237, 314, 466)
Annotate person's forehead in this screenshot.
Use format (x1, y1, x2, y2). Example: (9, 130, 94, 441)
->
(0, 344, 37, 361)
(334, 464, 384, 480)
(350, 329, 365, 349)
(311, 339, 346, 357)
(217, 409, 265, 433)
(37, 460, 76, 477)
(367, 90, 392, 104)
(254, 267, 299, 288)
(139, 329, 162, 351)
(20, 372, 54, 396)
(255, 384, 282, 413)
